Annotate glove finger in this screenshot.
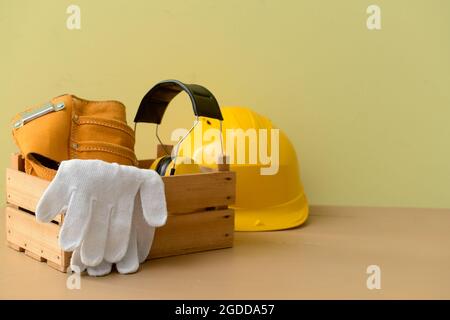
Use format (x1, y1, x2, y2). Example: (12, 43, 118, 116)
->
(103, 199, 134, 263)
(116, 224, 139, 274)
(72, 244, 112, 277)
(59, 194, 93, 251)
(70, 247, 86, 273)
(35, 180, 70, 223)
(86, 261, 113, 277)
(137, 226, 155, 263)
(80, 201, 111, 266)
(139, 172, 168, 227)
(134, 198, 156, 263)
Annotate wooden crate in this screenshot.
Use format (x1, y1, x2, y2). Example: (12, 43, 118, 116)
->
(5, 151, 235, 272)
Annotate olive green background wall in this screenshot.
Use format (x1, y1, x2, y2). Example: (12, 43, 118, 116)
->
(1, 0, 449, 208)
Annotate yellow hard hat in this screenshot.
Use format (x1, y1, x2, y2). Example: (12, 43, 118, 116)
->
(181, 106, 308, 231)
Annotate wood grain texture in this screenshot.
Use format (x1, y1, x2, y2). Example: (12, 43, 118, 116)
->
(162, 171, 235, 214)
(6, 168, 63, 224)
(157, 144, 173, 157)
(7, 241, 24, 252)
(5, 205, 234, 272)
(6, 168, 48, 212)
(10, 153, 25, 171)
(5, 206, 65, 267)
(150, 209, 234, 259)
(5, 153, 235, 272)
(6, 164, 236, 215)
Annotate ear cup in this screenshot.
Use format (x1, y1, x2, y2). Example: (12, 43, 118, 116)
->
(152, 156, 172, 176)
(150, 156, 201, 176)
(158, 156, 174, 176)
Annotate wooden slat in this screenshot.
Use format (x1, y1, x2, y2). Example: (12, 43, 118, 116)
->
(10, 153, 25, 171)
(150, 209, 234, 259)
(6, 205, 234, 271)
(5, 206, 65, 266)
(5, 153, 235, 272)
(7, 242, 25, 252)
(217, 155, 230, 172)
(6, 168, 49, 212)
(162, 172, 235, 214)
(6, 167, 235, 215)
(138, 159, 154, 169)
(47, 260, 69, 272)
(5, 168, 63, 224)
(157, 144, 173, 157)
(25, 250, 46, 262)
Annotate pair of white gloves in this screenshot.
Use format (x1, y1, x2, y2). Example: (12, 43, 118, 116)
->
(35, 159, 167, 276)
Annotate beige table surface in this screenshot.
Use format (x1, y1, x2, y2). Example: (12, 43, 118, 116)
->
(1, 205, 449, 300)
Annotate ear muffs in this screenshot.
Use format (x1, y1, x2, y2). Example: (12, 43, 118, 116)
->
(134, 79, 223, 176)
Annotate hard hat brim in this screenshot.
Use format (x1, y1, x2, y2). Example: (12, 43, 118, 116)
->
(233, 193, 309, 232)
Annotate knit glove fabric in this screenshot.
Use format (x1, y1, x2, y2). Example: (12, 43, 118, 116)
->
(36, 159, 167, 275)
(70, 193, 158, 276)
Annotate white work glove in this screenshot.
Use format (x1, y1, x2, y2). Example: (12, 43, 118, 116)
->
(36, 159, 167, 273)
(70, 193, 158, 276)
